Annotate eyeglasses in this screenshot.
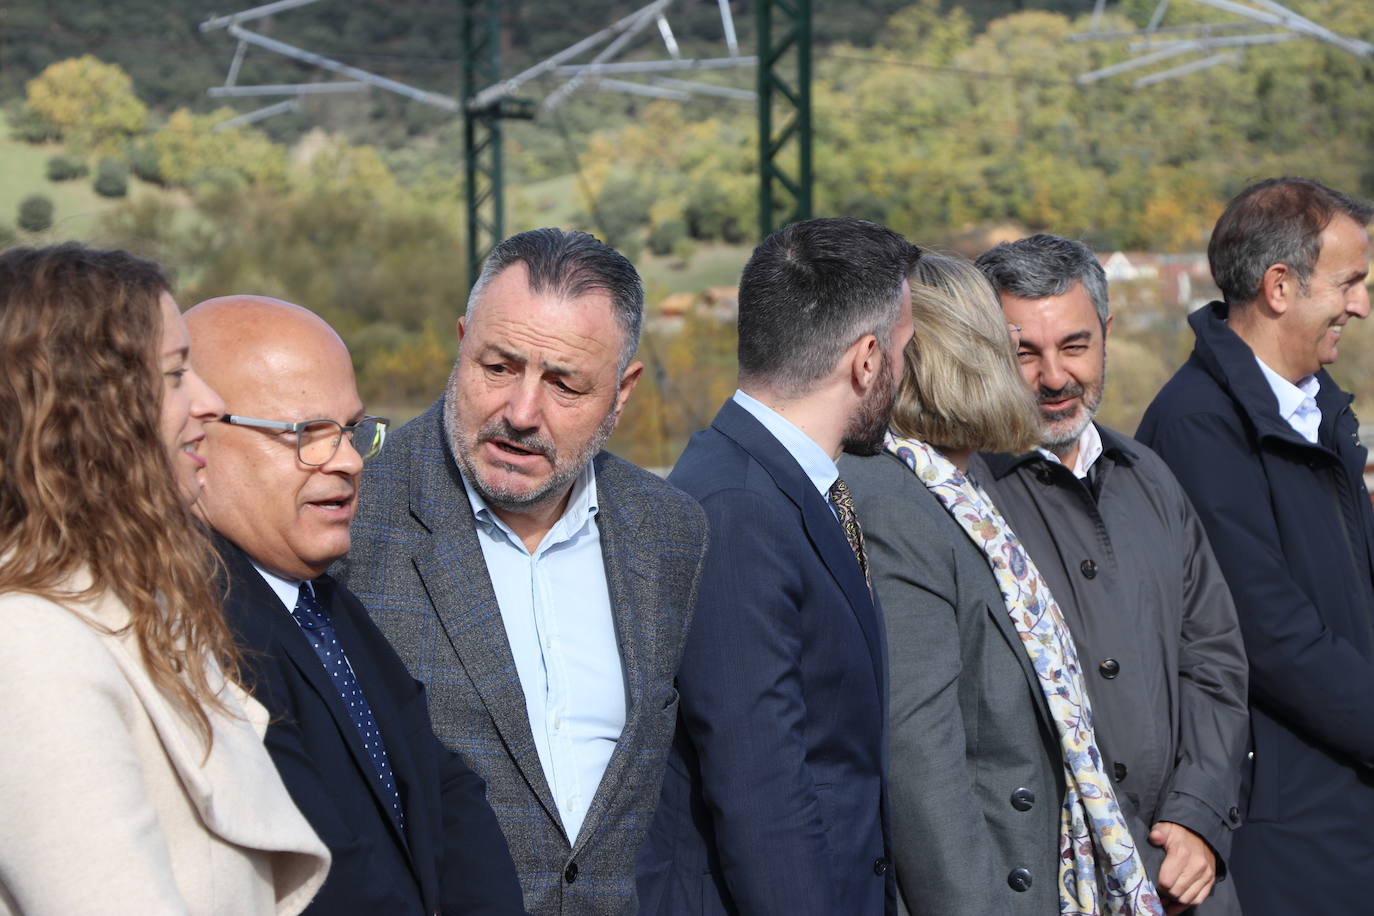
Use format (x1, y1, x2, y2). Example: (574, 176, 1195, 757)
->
(1008, 323, 1023, 348)
(220, 414, 390, 466)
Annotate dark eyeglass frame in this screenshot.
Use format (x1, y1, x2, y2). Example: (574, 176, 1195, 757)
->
(219, 414, 390, 466)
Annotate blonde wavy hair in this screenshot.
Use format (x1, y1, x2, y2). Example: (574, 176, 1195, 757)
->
(890, 252, 1042, 455)
(0, 243, 241, 748)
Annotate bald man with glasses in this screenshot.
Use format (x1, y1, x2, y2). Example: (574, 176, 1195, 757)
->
(187, 295, 524, 916)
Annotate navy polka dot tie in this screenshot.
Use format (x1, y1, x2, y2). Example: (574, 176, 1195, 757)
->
(290, 582, 406, 831)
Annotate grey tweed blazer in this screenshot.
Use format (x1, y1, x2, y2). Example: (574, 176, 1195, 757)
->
(336, 399, 708, 916)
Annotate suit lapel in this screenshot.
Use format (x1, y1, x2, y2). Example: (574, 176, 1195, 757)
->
(712, 400, 886, 692)
(567, 454, 652, 855)
(405, 410, 564, 832)
(221, 546, 413, 852)
(983, 600, 1056, 732)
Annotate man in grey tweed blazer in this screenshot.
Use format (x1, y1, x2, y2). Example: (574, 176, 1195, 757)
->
(337, 228, 708, 916)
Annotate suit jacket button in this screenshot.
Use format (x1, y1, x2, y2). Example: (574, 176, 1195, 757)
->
(873, 857, 890, 876)
(1229, 806, 1241, 823)
(1010, 787, 1035, 811)
(564, 862, 579, 884)
(1099, 658, 1120, 679)
(1080, 558, 1098, 579)
(1113, 762, 1128, 782)
(1008, 867, 1033, 892)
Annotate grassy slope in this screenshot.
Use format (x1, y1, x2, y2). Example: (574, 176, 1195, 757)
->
(0, 111, 177, 240)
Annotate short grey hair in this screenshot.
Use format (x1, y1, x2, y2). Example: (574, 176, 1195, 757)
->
(974, 233, 1109, 328)
(737, 217, 922, 396)
(1208, 177, 1374, 307)
(466, 227, 644, 373)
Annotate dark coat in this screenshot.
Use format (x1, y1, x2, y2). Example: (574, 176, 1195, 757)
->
(218, 537, 525, 916)
(842, 449, 1064, 916)
(337, 399, 709, 916)
(1137, 301, 1374, 915)
(973, 424, 1249, 913)
(639, 399, 891, 916)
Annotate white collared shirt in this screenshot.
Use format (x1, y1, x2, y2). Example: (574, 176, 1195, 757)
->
(732, 389, 839, 515)
(1255, 357, 1322, 444)
(1038, 422, 1105, 480)
(252, 561, 309, 612)
(462, 462, 625, 843)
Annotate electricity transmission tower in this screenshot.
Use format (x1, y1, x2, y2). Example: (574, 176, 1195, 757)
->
(199, 1, 812, 287)
(1072, 0, 1371, 88)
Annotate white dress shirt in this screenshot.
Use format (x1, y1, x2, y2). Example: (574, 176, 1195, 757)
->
(732, 389, 839, 515)
(1255, 356, 1322, 444)
(461, 462, 625, 843)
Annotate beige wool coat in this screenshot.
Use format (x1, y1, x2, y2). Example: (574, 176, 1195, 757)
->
(0, 577, 330, 915)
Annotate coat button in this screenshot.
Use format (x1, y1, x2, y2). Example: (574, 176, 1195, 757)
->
(564, 862, 579, 884)
(1113, 762, 1128, 782)
(1228, 806, 1241, 823)
(873, 857, 890, 876)
(1007, 867, 1033, 892)
(1080, 559, 1098, 579)
(1010, 787, 1035, 811)
(1099, 658, 1120, 679)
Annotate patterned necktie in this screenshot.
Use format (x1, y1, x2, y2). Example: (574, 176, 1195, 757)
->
(289, 582, 406, 832)
(828, 477, 871, 590)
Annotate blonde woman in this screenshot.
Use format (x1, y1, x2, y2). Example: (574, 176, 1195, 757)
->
(0, 244, 329, 914)
(841, 253, 1162, 915)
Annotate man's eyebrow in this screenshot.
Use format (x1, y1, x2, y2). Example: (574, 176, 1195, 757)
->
(477, 342, 581, 379)
(1057, 330, 1093, 346)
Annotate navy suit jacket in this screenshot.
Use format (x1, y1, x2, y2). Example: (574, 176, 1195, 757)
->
(639, 399, 891, 916)
(217, 537, 525, 915)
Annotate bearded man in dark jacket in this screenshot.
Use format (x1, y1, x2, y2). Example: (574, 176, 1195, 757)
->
(1138, 177, 1374, 915)
(973, 234, 1249, 915)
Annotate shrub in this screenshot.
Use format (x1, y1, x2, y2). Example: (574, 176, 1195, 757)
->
(46, 154, 88, 182)
(93, 157, 129, 198)
(127, 139, 163, 185)
(18, 195, 54, 233)
(8, 105, 58, 143)
(647, 218, 687, 256)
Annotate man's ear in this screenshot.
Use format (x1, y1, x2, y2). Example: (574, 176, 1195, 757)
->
(1103, 313, 1114, 340)
(457, 315, 467, 342)
(1260, 263, 1295, 315)
(850, 333, 881, 394)
(612, 360, 644, 423)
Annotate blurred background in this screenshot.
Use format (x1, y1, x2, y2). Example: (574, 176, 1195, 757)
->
(3, 0, 1372, 467)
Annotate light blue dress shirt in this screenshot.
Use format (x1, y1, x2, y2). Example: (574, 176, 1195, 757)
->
(461, 463, 625, 843)
(1255, 356, 1322, 444)
(732, 389, 839, 514)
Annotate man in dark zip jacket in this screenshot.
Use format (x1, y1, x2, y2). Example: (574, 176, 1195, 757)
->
(1138, 177, 1374, 915)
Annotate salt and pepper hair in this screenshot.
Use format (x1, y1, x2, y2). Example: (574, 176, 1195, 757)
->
(1208, 176, 1374, 307)
(889, 253, 1042, 455)
(975, 233, 1110, 329)
(737, 217, 922, 396)
(466, 227, 645, 373)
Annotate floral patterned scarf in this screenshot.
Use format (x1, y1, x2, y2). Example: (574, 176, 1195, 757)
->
(887, 434, 1163, 916)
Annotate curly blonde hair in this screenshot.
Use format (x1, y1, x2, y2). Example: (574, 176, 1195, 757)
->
(890, 252, 1042, 455)
(0, 243, 241, 748)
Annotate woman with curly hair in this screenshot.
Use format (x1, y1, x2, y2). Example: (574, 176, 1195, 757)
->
(0, 243, 329, 914)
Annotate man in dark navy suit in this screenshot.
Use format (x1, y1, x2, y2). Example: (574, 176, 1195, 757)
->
(639, 218, 920, 916)
(188, 295, 525, 916)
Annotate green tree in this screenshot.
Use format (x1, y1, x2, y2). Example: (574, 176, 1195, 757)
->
(18, 195, 54, 233)
(25, 56, 147, 154)
(93, 157, 129, 198)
